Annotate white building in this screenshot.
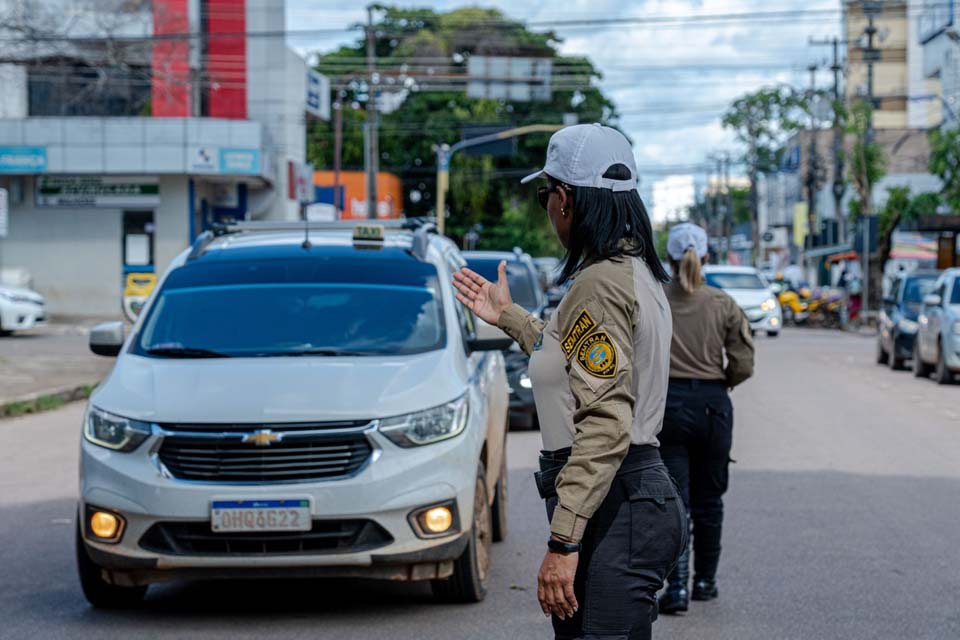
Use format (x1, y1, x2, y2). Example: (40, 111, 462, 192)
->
(917, 0, 960, 127)
(651, 175, 695, 225)
(0, 0, 311, 316)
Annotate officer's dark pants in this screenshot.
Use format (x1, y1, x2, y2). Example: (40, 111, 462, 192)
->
(658, 378, 733, 583)
(540, 445, 687, 640)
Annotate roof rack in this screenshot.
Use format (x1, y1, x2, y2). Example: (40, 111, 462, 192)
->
(187, 217, 439, 261)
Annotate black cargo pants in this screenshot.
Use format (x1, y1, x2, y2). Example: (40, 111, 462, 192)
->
(540, 445, 687, 640)
(658, 378, 733, 582)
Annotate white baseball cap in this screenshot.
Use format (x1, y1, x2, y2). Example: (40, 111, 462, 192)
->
(667, 223, 708, 260)
(520, 123, 638, 192)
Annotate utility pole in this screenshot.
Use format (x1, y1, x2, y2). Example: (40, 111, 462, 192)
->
(861, 1, 882, 319)
(810, 37, 848, 243)
(723, 152, 734, 264)
(806, 64, 820, 242)
(333, 92, 344, 216)
(365, 4, 379, 220)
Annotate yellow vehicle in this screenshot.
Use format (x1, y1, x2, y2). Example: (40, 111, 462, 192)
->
(778, 288, 811, 325)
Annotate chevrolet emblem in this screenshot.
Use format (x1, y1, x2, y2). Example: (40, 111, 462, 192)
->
(242, 429, 283, 447)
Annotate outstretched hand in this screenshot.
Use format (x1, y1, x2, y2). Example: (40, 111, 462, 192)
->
(452, 261, 513, 326)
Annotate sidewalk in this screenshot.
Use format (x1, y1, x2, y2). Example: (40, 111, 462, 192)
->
(0, 320, 115, 410)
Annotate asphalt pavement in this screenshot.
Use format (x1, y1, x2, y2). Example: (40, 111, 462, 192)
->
(0, 329, 958, 639)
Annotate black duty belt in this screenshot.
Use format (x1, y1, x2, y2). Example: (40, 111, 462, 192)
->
(668, 377, 727, 389)
(534, 444, 661, 500)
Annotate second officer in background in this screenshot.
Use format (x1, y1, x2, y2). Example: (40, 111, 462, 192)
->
(657, 223, 755, 615)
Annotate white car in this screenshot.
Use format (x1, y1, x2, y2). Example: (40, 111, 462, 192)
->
(703, 265, 782, 337)
(77, 220, 510, 608)
(0, 284, 47, 334)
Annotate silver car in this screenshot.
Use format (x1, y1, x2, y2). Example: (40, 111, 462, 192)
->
(914, 267, 960, 384)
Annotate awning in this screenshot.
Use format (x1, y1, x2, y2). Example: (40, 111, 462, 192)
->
(803, 243, 853, 260)
(826, 250, 859, 264)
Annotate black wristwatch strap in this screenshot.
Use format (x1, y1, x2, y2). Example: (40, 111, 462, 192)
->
(548, 538, 581, 554)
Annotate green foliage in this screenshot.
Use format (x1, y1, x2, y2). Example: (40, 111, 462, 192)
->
(307, 6, 617, 252)
(879, 186, 911, 239)
(928, 126, 960, 213)
(845, 101, 886, 218)
(461, 197, 563, 257)
(721, 86, 807, 174)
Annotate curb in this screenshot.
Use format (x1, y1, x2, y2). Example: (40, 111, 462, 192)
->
(0, 381, 99, 419)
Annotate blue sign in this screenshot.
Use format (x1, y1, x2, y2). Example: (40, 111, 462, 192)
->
(218, 148, 261, 175)
(0, 146, 46, 173)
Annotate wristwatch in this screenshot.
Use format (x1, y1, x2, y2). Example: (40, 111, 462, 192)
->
(548, 538, 581, 554)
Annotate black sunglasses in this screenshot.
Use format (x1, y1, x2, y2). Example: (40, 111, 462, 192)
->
(536, 184, 568, 211)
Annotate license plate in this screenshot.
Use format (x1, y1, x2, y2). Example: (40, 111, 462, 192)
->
(210, 499, 311, 532)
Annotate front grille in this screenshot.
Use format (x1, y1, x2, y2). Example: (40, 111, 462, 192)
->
(156, 423, 374, 483)
(139, 519, 392, 555)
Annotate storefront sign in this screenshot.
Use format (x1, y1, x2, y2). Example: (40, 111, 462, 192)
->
(0, 187, 8, 238)
(35, 176, 160, 208)
(219, 148, 260, 174)
(306, 70, 331, 120)
(0, 146, 46, 173)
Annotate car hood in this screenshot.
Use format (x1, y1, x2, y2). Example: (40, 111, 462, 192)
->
(93, 351, 467, 424)
(720, 288, 774, 308)
(0, 285, 43, 303)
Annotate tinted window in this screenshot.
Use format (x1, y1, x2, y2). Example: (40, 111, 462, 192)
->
(952, 280, 960, 304)
(705, 272, 767, 290)
(469, 259, 540, 311)
(902, 277, 937, 303)
(134, 257, 445, 357)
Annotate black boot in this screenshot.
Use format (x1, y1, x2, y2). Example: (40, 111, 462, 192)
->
(657, 544, 690, 614)
(691, 577, 718, 601)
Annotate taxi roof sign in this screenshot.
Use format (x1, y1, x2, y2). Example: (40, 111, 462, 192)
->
(353, 224, 385, 243)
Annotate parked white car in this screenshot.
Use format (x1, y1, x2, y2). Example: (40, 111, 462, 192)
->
(0, 284, 46, 334)
(703, 265, 782, 337)
(914, 267, 960, 384)
(77, 220, 510, 608)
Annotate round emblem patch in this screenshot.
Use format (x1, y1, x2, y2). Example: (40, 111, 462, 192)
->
(576, 331, 618, 378)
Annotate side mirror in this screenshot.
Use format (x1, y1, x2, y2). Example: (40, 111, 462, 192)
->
(89, 321, 125, 357)
(467, 336, 514, 352)
(922, 294, 942, 308)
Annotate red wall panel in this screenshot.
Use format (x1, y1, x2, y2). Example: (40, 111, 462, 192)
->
(151, 0, 191, 117)
(205, 0, 248, 119)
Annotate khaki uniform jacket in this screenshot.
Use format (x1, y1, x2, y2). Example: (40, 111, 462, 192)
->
(498, 255, 672, 543)
(663, 281, 754, 387)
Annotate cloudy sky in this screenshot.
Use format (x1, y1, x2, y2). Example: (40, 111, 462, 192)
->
(285, 0, 842, 211)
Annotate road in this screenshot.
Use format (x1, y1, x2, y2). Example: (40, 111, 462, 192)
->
(0, 329, 958, 639)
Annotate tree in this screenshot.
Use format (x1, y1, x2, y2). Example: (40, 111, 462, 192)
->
(307, 7, 617, 254)
(845, 100, 886, 221)
(929, 126, 960, 213)
(721, 86, 807, 264)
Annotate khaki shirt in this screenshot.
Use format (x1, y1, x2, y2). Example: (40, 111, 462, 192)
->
(498, 256, 672, 543)
(663, 281, 754, 387)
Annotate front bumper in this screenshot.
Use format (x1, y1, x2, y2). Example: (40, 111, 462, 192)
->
(746, 308, 782, 334)
(0, 300, 47, 331)
(79, 425, 479, 585)
(944, 332, 960, 372)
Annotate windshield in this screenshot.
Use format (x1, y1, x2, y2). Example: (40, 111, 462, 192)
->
(705, 272, 767, 290)
(134, 258, 446, 358)
(902, 277, 937, 303)
(469, 259, 540, 311)
(953, 282, 960, 305)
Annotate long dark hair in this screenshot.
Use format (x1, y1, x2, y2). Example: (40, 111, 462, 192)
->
(549, 164, 670, 285)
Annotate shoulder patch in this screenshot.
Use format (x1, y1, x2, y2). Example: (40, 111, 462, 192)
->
(560, 308, 597, 358)
(575, 331, 618, 378)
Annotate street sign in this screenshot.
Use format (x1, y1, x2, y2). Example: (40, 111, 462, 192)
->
(0, 187, 8, 238)
(466, 56, 553, 102)
(762, 230, 775, 243)
(306, 70, 331, 121)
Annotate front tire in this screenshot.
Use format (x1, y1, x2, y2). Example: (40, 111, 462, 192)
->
(432, 465, 492, 603)
(76, 522, 147, 609)
(934, 340, 955, 385)
(913, 341, 932, 378)
(889, 339, 905, 371)
(876, 338, 889, 365)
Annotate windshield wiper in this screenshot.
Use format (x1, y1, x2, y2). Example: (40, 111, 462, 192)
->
(145, 346, 232, 358)
(267, 348, 377, 357)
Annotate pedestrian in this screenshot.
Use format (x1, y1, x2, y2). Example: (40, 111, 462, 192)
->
(656, 223, 755, 614)
(452, 123, 686, 640)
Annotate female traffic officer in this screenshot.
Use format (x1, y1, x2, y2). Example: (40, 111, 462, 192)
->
(656, 223, 754, 615)
(453, 124, 686, 640)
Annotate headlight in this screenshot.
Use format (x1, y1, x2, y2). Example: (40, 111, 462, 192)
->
(760, 298, 777, 312)
(519, 373, 532, 389)
(379, 395, 469, 447)
(898, 319, 919, 333)
(953, 321, 960, 336)
(83, 406, 152, 452)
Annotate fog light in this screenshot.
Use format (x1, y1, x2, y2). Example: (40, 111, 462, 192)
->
(90, 511, 120, 539)
(519, 373, 533, 389)
(423, 507, 453, 534)
(770, 317, 780, 327)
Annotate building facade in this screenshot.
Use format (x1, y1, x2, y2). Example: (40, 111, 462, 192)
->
(0, 0, 310, 317)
